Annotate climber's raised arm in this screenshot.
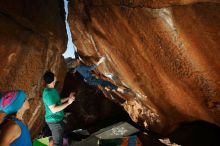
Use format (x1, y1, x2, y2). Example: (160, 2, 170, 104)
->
(96, 56, 105, 66)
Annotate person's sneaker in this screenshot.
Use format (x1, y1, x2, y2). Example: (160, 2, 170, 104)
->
(117, 87, 131, 94)
(104, 87, 111, 91)
(122, 88, 131, 94)
(49, 137, 53, 146)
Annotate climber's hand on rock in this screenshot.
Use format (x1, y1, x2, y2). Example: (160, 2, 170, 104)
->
(96, 56, 106, 66)
(99, 56, 106, 63)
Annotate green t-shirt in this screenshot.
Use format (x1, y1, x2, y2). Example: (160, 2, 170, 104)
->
(43, 88, 64, 123)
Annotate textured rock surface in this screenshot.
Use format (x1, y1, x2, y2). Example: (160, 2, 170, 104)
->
(69, 0, 220, 134)
(0, 0, 67, 137)
(61, 72, 132, 133)
(81, 0, 220, 8)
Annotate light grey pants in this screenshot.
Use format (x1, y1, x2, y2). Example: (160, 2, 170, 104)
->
(47, 121, 64, 146)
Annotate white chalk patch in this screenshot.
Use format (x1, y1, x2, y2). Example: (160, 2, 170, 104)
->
(158, 8, 175, 30)
(111, 127, 128, 136)
(104, 73, 114, 79)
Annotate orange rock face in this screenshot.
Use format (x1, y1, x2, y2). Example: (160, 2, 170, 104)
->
(81, 0, 220, 8)
(69, 0, 220, 133)
(0, 0, 67, 137)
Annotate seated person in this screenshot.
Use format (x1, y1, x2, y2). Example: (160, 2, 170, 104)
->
(67, 56, 130, 94)
(0, 90, 32, 146)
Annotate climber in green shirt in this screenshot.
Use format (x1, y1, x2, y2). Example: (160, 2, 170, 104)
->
(42, 71, 75, 146)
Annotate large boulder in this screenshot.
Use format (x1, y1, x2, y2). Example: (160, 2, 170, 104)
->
(0, 0, 67, 137)
(69, 0, 220, 134)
